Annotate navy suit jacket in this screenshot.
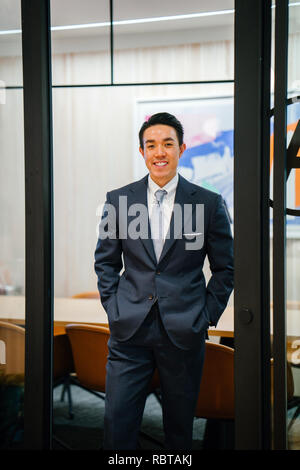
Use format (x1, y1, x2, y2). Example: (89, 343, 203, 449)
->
(94, 174, 233, 350)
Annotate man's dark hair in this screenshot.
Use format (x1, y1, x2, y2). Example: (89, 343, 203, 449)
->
(139, 112, 184, 149)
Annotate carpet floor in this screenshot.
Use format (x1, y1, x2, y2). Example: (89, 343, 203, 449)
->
(52, 383, 207, 451)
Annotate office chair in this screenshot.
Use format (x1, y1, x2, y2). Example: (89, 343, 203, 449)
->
(0, 321, 25, 448)
(71, 292, 100, 299)
(196, 341, 296, 449)
(195, 341, 234, 449)
(66, 323, 162, 449)
(0, 321, 75, 448)
(53, 326, 75, 419)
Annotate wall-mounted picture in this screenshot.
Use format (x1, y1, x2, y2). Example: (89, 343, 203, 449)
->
(134, 95, 234, 224)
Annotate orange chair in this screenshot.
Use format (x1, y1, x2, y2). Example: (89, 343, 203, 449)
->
(195, 341, 234, 449)
(0, 321, 25, 377)
(196, 341, 234, 421)
(196, 341, 295, 449)
(0, 321, 25, 448)
(66, 323, 109, 397)
(0, 321, 74, 417)
(66, 323, 161, 448)
(72, 292, 100, 299)
(53, 326, 75, 419)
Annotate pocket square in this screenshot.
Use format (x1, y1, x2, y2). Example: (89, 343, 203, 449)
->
(183, 232, 202, 236)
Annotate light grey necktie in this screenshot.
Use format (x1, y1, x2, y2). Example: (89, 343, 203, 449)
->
(152, 189, 167, 262)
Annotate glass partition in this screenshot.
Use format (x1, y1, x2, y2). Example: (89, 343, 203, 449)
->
(0, 0, 23, 87)
(51, 0, 235, 450)
(51, 81, 234, 449)
(0, 0, 25, 449)
(113, 0, 234, 84)
(286, 0, 300, 451)
(270, 0, 300, 450)
(51, 0, 111, 85)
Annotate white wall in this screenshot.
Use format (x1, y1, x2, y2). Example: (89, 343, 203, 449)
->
(1, 34, 300, 299)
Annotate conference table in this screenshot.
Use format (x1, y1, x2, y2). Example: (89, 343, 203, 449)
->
(0, 295, 299, 339)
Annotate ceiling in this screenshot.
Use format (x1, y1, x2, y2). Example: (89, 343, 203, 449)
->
(0, 0, 234, 28)
(1, 0, 235, 32)
(0, 0, 300, 55)
(1, 0, 300, 33)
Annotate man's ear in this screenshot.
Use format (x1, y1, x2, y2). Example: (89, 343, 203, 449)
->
(179, 143, 186, 159)
(139, 146, 145, 158)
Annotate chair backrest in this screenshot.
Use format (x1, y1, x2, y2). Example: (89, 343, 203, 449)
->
(195, 341, 234, 420)
(0, 321, 25, 376)
(66, 323, 110, 391)
(72, 292, 100, 299)
(196, 341, 295, 421)
(53, 329, 75, 380)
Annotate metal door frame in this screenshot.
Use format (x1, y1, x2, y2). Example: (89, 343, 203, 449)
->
(234, 0, 289, 449)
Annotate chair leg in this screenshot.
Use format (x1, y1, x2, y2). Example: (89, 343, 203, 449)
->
(69, 377, 105, 401)
(60, 375, 74, 419)
(52, 435, 73, 450)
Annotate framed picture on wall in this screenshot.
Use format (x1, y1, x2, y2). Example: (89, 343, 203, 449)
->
(134, 93, 300, 236)
(134, 95, 234, 224)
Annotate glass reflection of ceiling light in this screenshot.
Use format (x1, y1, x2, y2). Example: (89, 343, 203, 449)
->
(0, 2, 299, 36)
(0, 8, 235, 35)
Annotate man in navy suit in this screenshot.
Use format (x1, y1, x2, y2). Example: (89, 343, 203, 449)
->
(94, 112, 233, 450)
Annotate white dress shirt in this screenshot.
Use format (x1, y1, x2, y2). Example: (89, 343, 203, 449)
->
(147, 173, 178, 242)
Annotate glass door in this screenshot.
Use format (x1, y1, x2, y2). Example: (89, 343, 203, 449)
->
(234, 0, 300, 450)
(50, 0, 235, 450)
(285, 0, 300, 451)
(0, 0, 25, 450)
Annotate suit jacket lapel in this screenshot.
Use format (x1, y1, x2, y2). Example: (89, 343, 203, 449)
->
(128, 175, 157, 264)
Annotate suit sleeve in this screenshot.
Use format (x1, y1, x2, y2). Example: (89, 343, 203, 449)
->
(205, 194, 234, 326)
(94, 191, 123, 312)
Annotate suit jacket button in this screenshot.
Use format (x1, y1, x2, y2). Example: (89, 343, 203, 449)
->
(148, 295, 153, 300)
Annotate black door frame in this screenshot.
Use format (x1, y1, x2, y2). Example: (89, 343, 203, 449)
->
(21, 0, 54, 450)
(234, 0, 289, 450)
(234, 0, 272, 449)
(272, 0, 289, 450)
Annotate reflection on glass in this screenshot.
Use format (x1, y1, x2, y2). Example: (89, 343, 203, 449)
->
(50, 0, 111, 85)
(0, 0, 23, 87)
(0, 0, 25, 450)
(113, 0, 234, 83)
(270, 1, 300, 449)
(286, 0, 300, 451)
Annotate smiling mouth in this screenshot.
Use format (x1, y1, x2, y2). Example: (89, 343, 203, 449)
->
(153, 161, 168, 167)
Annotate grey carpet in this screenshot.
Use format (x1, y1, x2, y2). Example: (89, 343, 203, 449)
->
(52, 383, 207, 450)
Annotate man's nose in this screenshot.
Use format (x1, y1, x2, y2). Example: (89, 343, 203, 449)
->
(155, 145, 166, 156)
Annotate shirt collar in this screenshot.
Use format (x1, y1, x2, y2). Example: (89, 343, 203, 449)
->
(148, 173, 179, 199)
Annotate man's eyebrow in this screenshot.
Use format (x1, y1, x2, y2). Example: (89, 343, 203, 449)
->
(145, 137, 175, 143)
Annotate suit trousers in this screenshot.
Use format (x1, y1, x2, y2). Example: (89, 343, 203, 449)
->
(103, 302, 206, 450)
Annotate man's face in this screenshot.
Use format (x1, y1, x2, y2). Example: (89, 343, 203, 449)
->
(139, 124, 186, 187)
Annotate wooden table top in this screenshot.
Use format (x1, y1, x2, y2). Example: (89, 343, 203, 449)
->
(1, 295, 300, 339)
